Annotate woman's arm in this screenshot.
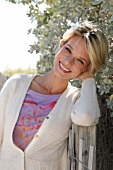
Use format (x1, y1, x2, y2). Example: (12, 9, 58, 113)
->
(71, 78, 100, 126)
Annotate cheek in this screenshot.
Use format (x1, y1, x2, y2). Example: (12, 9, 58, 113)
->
(54, 50, 61, 61)
(83, 65, 88, 71)
(74, 63, 84, 70)
(73, 64, 88, 74)
(54, 53, 59, 64)
(81, 62, 90, 71)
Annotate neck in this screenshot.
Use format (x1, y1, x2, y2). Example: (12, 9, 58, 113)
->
(37, 69, 69, 94)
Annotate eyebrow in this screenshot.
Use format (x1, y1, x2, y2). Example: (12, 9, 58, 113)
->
(66, 44, 88, 64)
(67, 44, 73, 50)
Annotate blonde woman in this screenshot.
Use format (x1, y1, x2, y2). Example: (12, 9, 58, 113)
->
(0, 21, 109, 170)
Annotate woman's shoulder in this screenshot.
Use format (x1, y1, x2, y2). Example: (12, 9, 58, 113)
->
(10, 73, 35, 79)
(3, 74, 36, 89)
(7, 74, 36, 82)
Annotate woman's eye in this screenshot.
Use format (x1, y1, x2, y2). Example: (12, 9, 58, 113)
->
(77, 59, 84, 65)
(65, 47, 71, 54)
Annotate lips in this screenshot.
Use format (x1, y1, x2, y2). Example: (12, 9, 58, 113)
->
(59, 62, 71, 73)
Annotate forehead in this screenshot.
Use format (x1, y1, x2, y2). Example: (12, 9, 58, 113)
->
(67, 36, 85, 47)
(67, 36, 90, 62)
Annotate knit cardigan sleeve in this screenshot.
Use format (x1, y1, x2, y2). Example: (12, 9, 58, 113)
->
(71, 78, 100, 126)
(0, 75, 15, 150)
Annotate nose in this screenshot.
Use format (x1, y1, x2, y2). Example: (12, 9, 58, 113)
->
(65, 56, 74, 65)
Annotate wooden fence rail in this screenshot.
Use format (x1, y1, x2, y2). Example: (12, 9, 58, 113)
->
(0, 73, 96, 170)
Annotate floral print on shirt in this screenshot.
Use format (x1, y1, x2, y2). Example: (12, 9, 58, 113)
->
(13, 99, 57, 151)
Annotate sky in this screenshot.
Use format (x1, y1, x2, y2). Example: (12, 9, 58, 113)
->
(0, 0, 39, 72)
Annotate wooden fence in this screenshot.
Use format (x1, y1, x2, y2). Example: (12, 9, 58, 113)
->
(73, 125, 96, 170)
(0, 72, 9, 90)
(0, 73, 96, 170)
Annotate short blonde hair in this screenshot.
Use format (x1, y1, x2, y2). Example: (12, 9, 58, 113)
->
(62, 21, 109, 73)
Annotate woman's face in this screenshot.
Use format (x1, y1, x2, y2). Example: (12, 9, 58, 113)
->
(53, 36, 90, 80)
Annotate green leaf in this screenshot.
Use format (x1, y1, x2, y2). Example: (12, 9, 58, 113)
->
(91, 0, 103, 6)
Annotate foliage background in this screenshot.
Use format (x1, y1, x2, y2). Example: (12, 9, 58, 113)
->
(7, 0, 113, 113)
(6, 0, 113, 169)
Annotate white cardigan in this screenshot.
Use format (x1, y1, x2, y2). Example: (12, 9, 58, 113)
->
(0, 74, 100, 170)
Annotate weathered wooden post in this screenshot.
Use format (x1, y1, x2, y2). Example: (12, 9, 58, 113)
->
(73, 125, 96, 170)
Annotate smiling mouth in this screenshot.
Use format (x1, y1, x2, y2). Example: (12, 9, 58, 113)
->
(59, 62, 71, 73)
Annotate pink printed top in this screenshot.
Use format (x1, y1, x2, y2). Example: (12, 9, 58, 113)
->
(13, 89, 61, 151)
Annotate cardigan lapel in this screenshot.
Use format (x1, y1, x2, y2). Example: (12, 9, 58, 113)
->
(10, 75, 36, 142)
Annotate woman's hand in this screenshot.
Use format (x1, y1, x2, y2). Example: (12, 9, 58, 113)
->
(77, 70, 94, 81)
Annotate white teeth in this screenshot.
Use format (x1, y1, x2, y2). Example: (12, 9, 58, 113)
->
(60, 63, 70, 72)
